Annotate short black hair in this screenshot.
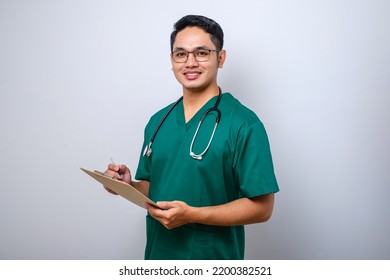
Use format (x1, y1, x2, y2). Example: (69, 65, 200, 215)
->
(170, 15, 224, 52)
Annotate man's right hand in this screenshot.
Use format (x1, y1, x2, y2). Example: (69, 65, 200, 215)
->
(103, 163, 132, 195)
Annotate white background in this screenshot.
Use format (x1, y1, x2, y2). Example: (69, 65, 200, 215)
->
(0, 0, 389, 259)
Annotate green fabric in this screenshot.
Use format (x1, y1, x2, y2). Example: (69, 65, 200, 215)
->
(135, 92, 279, 260)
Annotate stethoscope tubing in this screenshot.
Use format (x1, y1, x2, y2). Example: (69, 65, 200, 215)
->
(143, 96, 183, 157)
(143, 88, 222, 160)
(189, 109, 220, 160)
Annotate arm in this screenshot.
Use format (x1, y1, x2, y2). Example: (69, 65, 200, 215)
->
(131, 179, 150, 197)
(146, 193, 275, 230)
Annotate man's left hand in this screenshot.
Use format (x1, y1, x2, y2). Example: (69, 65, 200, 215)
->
(145, 201, 194, 230)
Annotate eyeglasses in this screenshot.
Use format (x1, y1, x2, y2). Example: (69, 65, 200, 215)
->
(171, 49, 219, 63)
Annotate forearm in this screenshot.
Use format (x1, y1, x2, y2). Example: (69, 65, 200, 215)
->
(130, 180, 150, 197)
(190, 194, 275, 226)
(146, 193, 275, 230)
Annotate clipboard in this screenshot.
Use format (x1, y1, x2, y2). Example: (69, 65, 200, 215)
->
(80, 167, 159, 209)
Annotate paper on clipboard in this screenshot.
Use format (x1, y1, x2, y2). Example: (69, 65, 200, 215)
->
(80, 167, 159, 209)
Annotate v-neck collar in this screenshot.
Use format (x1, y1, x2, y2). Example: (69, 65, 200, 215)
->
(176, 94, 220, 130)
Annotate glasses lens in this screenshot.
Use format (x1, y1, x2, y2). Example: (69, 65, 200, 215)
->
(194, 50, 210, 62)
(173, 51, 187, 62)
(172, 50, 213, 62)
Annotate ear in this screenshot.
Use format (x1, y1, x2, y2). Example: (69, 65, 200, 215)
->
(170, 53, 175, 70)
(217, 50, 226, 68)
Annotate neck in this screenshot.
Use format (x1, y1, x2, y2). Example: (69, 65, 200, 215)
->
(182, 85, 220, 122)
(183, 85, 219, 103)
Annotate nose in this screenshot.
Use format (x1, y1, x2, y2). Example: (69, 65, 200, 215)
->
(186, 52, 199, 67)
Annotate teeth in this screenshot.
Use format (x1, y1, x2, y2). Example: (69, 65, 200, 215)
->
(184, 72, 200, 80)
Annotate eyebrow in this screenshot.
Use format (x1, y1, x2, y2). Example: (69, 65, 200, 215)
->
(173, 46, 212, 52)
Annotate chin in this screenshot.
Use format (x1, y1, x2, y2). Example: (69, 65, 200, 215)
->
(181, 81, 211, 92)
(184, 86, 207, 93)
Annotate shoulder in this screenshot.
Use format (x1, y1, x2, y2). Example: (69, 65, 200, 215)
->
(221, 93, 263, 128)
(145, 99, 181, 129)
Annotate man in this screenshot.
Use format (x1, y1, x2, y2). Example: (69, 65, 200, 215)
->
(105, 15, 279, 259)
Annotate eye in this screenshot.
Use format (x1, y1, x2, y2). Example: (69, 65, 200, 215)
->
(195, 50, 208, 57)
(174, 51, 187, 58)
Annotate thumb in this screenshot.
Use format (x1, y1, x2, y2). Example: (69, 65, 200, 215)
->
(156, 201, 174, 210)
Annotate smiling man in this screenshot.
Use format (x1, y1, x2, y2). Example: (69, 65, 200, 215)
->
(105, 15, 279, 260)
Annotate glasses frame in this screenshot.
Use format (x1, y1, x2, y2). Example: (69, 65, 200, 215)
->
(171, 49, 220, 63)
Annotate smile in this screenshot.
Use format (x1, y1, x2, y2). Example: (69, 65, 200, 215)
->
(184, 72, 201, 80)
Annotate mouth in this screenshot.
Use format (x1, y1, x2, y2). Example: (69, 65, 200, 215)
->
(184, 71, 201, 80)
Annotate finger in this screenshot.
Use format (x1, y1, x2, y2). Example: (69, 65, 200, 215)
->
(147, 206, 168, 220)
(146, 203, 162, 215)
(117, 165, 130, 180)
(104, 186, 118, 195)
(156, 201, 175, 210)
(106, 164, 124, 180)
(104, 170, 121, 181)
(107, 163, 116, 170)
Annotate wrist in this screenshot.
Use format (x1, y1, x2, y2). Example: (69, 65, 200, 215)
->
(188, 205, 207, 224)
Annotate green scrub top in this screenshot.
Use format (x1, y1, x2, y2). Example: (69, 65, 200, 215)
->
(135, 92, 279, 260)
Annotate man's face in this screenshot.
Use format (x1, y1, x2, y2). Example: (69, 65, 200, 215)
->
(171, 26, 225, 92)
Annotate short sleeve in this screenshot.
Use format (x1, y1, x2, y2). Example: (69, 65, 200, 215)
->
(232, 120, 279, 198)
(135, 127, 151, 181)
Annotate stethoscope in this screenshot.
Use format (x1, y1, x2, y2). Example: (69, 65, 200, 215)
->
(143, 87, 222, 160)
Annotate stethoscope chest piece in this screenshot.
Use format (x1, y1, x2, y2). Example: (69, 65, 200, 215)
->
(189, 152, 203, 160)
(143, 142, 153, 157)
